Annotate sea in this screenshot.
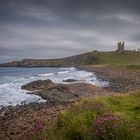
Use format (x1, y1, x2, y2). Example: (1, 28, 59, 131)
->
(0, 67, 109, 108)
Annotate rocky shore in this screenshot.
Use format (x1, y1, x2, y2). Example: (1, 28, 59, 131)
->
(0, 79, 113, 140)
(21, 79, 112, 103)
(0, 66, 140, 140)
(0, 102, 64, 140)
(80, 65, 140, 93)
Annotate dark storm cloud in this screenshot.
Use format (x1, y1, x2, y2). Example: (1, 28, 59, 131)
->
(0, 0, 140, 62)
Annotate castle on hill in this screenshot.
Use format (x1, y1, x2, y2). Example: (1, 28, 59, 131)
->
(116, 42, 125, 53)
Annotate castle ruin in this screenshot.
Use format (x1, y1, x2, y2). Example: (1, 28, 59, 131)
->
(116, 42, 125, 53)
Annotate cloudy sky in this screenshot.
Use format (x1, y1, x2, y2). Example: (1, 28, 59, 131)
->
(0, 0, 140, 62)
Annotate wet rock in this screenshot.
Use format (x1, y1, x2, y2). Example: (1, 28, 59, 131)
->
(21, 79, 54, 91)
(31, 84, 79, 104)
(22, 80, 79, 104)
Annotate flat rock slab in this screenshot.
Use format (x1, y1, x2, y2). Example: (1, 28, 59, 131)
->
(21, 79, 79, 104)
(21, 79, 113, 104)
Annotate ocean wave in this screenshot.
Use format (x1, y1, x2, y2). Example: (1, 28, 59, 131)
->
(60, 67, 76, 71)
(0, 79, 46, 108)
(37, 72, 54, 77)
(37, 70, 70, 77)
(0, 67, 108, 108)
(57, 70, 69, 75)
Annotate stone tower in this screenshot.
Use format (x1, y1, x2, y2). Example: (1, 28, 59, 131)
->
(116, 42, 125, 53)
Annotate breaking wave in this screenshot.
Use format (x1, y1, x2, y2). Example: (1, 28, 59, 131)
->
(0, 67, 109, 108)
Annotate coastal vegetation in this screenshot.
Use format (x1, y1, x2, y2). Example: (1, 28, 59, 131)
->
(92, 51, 140, 66)
(21, 91, 140, 140)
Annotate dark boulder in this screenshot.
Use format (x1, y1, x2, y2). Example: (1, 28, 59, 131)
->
(21, 79, 54, 91)
(21, 80, 79, 104)
(63, 79, 78, 82)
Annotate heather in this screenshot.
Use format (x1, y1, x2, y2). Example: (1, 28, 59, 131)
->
(27, 91, 140, 140)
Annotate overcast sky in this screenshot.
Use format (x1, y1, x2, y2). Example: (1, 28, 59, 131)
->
(0, 0, 140, 62)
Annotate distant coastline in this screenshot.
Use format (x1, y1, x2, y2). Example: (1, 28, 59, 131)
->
(0, 50, 140, 67)
(0, 51, 98, 67)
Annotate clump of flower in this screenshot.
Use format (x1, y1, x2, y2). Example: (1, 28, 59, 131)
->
(93, 114, 119, 140)
(20, 120, 45, 140)
(31, 121, 45, 133)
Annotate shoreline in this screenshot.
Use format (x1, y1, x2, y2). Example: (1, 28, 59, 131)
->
(79, 65, 140, 93)
(0, 66, 140, 140)
(0, 82, 113, 140)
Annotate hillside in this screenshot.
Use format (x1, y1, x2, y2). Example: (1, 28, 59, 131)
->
(0, 51, 140, 67)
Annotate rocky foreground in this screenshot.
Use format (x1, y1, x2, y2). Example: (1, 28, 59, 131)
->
(0, 66, 140, 140)
(0, 79, 113, 140)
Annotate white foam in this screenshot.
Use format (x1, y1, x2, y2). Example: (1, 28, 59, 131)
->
(0, 67, 108, 108)
(37, 72, 54, 77)
(60, 67, 76, 71)
(57, 70, 69, 74)
(0, 77, 46, 108)
(37, 68, 109, 87)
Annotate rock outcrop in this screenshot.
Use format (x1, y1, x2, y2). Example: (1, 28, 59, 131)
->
(21, 79, 54, 91)
(21, 80, 79, 104)
(21, 79, 113, 104)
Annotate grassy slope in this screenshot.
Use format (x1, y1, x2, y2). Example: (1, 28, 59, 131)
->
(90, 51, 140, 65)
(30, 92, 140, 140)
(1, 51, 140, 67)
(81, 51, 140, 71)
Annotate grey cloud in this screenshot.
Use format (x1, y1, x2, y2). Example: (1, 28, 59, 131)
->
(0, 0, 140, 62)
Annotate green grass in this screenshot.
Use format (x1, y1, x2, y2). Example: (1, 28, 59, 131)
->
(92, 51, 140, 66)
(82, 51, 140, 70)
(30, 92, 140, 140)
(124, 65, 140, 71)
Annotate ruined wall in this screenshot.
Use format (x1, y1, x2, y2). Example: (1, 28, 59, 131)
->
(116, 42, 124, 53)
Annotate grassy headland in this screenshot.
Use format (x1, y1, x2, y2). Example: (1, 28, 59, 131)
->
(0, 51, 140, 68)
